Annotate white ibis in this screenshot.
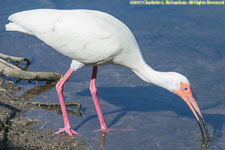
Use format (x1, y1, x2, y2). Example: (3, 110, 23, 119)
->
(5, 9, 209, 139)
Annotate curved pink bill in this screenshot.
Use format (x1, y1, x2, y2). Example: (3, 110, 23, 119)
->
(174, 82, 209, 140)
(185, 96, 209, 140)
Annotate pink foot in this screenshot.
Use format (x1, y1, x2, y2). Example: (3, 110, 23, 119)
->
(55, 127, 79, 136)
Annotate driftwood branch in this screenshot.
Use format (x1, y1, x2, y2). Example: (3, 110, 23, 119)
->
(0, 53, 62, 81)
(1, 66, 62, 81)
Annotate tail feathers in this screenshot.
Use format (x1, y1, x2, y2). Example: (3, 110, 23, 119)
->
(5, 22, 32, 35)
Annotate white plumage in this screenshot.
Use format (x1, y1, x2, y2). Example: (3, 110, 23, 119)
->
(6, 9, 188, 91)
(6, 9, 141, 68)
(5, 9, 208, 139)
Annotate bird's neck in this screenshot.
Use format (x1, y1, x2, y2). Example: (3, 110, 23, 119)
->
(131, 61, 172, 91)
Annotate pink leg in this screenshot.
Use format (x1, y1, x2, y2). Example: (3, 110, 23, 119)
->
(90, 66, 108, 132)
(55, 68, 78, 136)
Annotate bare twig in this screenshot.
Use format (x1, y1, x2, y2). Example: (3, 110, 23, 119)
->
(0, 53, 30, 64)
(0, 58, 21, 70)
(0, 88, 18, 100)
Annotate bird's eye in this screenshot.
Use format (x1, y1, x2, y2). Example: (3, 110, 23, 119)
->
(184, 87, 188, 91)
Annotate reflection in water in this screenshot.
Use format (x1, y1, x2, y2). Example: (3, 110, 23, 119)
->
(14, 58, 31, 71)
(99, 131, 106, 149)
(20, 82, 56, 99)
(201, 142, 208, 150)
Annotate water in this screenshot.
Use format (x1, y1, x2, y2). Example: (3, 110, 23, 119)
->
(1, 0, 225, 149)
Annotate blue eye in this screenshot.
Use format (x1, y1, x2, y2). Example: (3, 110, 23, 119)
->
(184, 87, 188, 91)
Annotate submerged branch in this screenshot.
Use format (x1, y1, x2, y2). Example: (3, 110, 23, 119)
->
(27, 101, 82, 117)
(29, 101, 81, 107)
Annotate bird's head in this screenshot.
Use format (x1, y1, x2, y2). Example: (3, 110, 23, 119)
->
(162, 72, 208, 139)
(166, 73, 199, 120)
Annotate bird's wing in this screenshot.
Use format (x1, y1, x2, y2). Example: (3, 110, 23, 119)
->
(6, 9, 122, 63)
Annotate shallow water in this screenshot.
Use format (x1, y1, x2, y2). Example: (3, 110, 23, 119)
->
(1, 0, 225, 149)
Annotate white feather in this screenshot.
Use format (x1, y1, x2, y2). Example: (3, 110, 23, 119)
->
(5, 22, 32, 34)
(5, 9, 190, 92)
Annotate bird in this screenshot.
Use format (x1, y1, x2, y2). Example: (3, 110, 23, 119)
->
(5, 9, 209, 139)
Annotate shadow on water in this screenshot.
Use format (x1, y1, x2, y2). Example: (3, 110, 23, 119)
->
(75, 86, 225, 140)
(205, 113, 224, 138)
